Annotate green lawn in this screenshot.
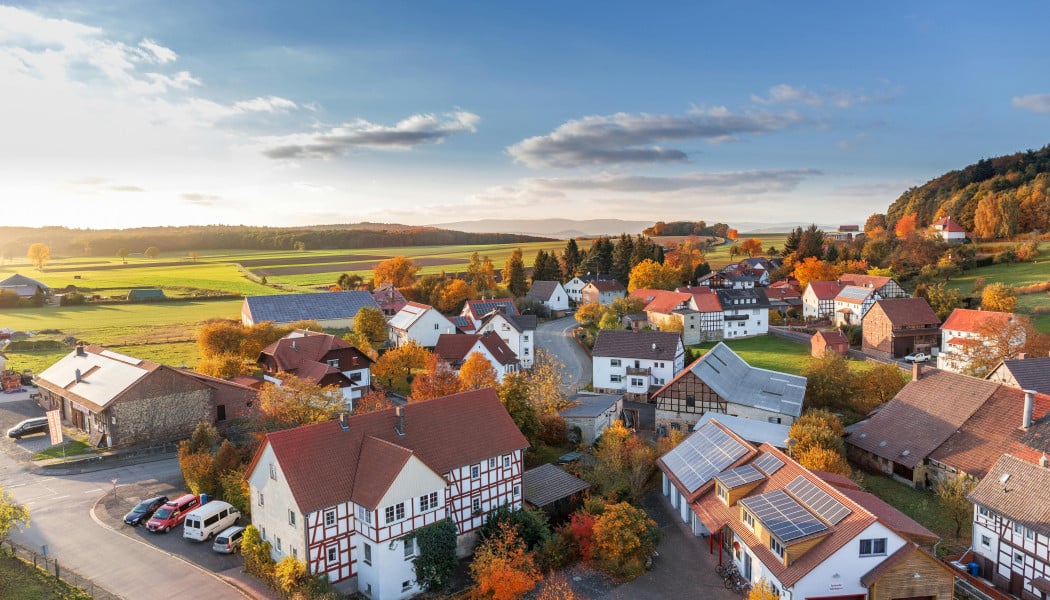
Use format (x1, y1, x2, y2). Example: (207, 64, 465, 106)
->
(945, 258, 1050, 332)
(0, 553, 92, 600)
(33, 439, 95, 460)
(859, 473, 970, 550)
(687, 334, 873, 377)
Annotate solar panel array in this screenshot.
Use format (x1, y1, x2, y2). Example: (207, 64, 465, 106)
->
(740, 490, 827, 542)
(716, 464, 765, 489)
(661, 423, 749, 493)
(786, 476, 852, 525)
(753, 452, 784, 475)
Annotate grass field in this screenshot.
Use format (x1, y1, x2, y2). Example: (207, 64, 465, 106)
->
(860, 473, 969, 551)
(687, 334, 872, 377)
(0, 553, 92, 600)
(652, 234, 789, 271)
(944, 257, 1050, 332)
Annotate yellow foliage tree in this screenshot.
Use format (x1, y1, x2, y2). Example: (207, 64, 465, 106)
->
(795, 445, 852, 476)
(372, 341, 433, 394)
(195, 353, 246, 379)
(373, 256, 420, 288)
(793, 257, 842, 290)
(257, 373, 345, 430)
(894, 212, 918, 238)
(27, 243, 50, 270)
(438, 278, 474, 313)
(980, 282, 1017, 312)
(592, 502, 660, 580)
(354, 306, 389, 345)
(470, 522, 540, 600)
(535, 573, 579, 600)
(748, 578, 779, 600)
(739, 238, 763, 258)
(459, 351, 499, 391)
(574, 302, 607, 327)
(627, 259, 679, 292)
(274, 555, 307, 593)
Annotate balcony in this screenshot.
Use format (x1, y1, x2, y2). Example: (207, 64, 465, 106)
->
(626, 366, 651, 376)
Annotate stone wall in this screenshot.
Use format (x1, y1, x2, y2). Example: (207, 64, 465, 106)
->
(108, 368, 212, 447)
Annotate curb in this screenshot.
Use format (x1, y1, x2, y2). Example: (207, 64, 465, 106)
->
(90, 492, 254, 599)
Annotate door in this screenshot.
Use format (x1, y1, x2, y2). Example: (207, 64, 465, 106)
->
(217, 405, 226, 421)
(1011, 571, 1024, 596)
(743, 552, 751, 580)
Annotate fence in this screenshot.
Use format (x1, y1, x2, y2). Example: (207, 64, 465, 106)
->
(1, 538, 123, 599)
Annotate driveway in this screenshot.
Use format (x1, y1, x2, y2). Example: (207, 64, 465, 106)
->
(536, 316, 591, 392)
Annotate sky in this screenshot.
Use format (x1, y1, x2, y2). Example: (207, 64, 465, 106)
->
(2, 1, 1050, 230)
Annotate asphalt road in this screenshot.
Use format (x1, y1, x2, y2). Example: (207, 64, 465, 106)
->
(1, 393, 244, 600)
(535, 316, 591, 392)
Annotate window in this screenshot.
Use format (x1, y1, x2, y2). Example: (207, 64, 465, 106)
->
(269, 463, 277, 480)
(631, 378, 644, 387)
(276, 536, 283, 553)
(385, 502, 405, 524)
(686, 395, 695, 408)
(1014, 551, 1023, 566)
(357, 506, 372, 525)
(489, 457, 496, 468)
(742, 510, 755, 530)
(524, 348, 530, 355)
(859, 538, 887, 556)
(768, 417, 782, 424)
(288, 510, 296, 526)
(981, 535, 991, 548)
(402, 580, 412, 592)
(610, 359, 621, 367)
(1026, 527, 1036, 541)
(327, 545, 338, 563)
(292, 547, 298, 559)
(327, 358, 340, 369)
(434, 323, 439, 329)
(1014, 523, 1023, 535)
(504, 455, 511, 468)
(978, 506, 990, 518)
(363, 543, 372, 565)
(325, 510, 336, 527)
(472, 497, 481, 513)
(523, 335, 529, 341)
(717, 484, 727, 502)
(471, 465, 480, 479)
(770, 537, 784, 558)
(404, 538, 416, 559)
(420, 492, 438, 512)
(610, 374, 622, 383)
(258, 492, 265, 507)
(513, 485, 521, 498)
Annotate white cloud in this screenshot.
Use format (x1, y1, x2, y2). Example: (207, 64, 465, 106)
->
(751, 84, 822, 105)
(234, 96, 298, 113)
(1011, 93, 1050, 114)
(532, 169, 821, 193)
(138, 38, 176, 64)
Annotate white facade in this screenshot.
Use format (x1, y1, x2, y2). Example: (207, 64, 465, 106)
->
(832, 290, 880, 327)
(592, 342, 685, 394)
(477, 313, 535, 369)
(247, 444, 310, 565)
(445, 338, 519, 382)
(536, 282, 570, 312)
(388, 304, 456, 349)
(721, 306, 768, 339)
(564, 277, 589, 304)
(801, 286, 835, 320)
(972, 503, 1050, 595)
(581, 282, 626, 306)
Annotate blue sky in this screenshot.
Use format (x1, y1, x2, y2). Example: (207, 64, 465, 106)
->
(2, 1, 1049, 229)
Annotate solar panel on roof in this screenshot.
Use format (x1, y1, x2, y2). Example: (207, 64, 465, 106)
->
(753, 452, 784, 475)
(661, 423, 749, 494)
(740, 490, 827, 542)
(716, 464, 765, 489)
(785, 476, 852, 525)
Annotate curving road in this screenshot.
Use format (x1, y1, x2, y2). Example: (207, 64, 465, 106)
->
(535, 316, 591, 392)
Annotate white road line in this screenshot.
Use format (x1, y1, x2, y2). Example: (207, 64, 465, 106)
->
(83, 488, 105, 494)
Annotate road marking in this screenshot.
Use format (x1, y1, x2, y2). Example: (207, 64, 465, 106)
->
(83, 488, 104, 494)
(51, 495, 70, 500)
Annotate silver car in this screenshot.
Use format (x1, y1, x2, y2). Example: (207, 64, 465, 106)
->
(211, 525, 245, 554)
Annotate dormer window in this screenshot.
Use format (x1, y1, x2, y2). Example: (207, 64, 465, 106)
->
(742, 510, 755, 530)
(717, 484, 727, 504)
(770, 537, 784, 558)
(327, 359, 340, 369)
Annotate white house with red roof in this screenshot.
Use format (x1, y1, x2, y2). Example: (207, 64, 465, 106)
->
(837, 273, 908, 299)
(658, 420, 954, 598)
(937, 308, 1025, 374)
(245, 389, 529, 599)
(460, 298, 518, 329)
(476, 312, 537, 369)
(257, 329, 373, 403)
(802, 280, 846, 320)
(434, 332, 520, 381)
(387, 302, 456, 349)
(931, 216, 967, 243)
(832, 285, 881, 327)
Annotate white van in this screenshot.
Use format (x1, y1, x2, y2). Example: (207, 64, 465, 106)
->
(182, 501, 240, 542)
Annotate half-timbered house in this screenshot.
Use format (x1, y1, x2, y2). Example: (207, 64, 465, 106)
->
(861, 297, 941, 360)
(245, 389, 528, 599)
(257, 329, 373, 404)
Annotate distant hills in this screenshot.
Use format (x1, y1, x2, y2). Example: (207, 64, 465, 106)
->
(431, 218, 653, 238)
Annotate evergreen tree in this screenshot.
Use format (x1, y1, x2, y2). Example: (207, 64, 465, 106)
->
(783, 227, 802, 255)
(561, 238, 581, 280)
(503, 247, 528, 297)
(611, 234, 634, 282)
(796, 224, 825, 260)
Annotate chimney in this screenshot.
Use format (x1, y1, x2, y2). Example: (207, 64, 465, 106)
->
(1016, 352, 1026, 361)
(1041, 454, 1049, 469)
(75, 368, 82, 383)
(338, 412, 349, 431)
(912, 362, 922, 381)
(1023, 390, 1036, 429)
(292, 340, 297, 351)
(76, 344, 86, 357)
(394, 406, 405, 436)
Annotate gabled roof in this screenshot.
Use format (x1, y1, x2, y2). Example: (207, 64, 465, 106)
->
(523, 463, 590, 508)
(630, 289, 693, 314)
(244, 291, 380, 324)
(969, 454, 1050, 538)
(526, 280, 562, 302)
(860, 544, 950, 587)
(251, 389, 529, 514)
(933, 216, 966, 233)
(837, 273, 893, 290)
(388, 302, 442, 332)
(559, 394, 621, 418)
(693, 412, 791, 449)
(371, 283, 407, 308)
(434, 332, 518, 366)
(716, 288, 771, 309)
(941, 308, 1017, 333)
(126, 288, 166, 301)
(591, 330, 682, 361)
(258, 330, 372, 373)
(990, 357, 1050, 394)
(35, 345, 165, 412)
(813, 330, 849, 347)
(653, 342, 805, 418)
(0, 273, 49, 290)
(806, 280, 846, 300)
(584, 279, 626, 293)
(867, 297, 940, 327)
(462, 298, 518, 321)
(846, 368, 999, 468)
(657, 420, 757, 501)
(451, 315, 476, 333)
(834, 285, 877, 304)
(480, 311, 537, 333)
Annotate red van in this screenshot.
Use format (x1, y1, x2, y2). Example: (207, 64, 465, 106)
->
(146, 494, 200, 533)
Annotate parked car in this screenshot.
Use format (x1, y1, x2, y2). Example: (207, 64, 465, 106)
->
(903, 352, 930, 363)
(123, 495, 169, 526)
(183, 501, 240, 541)
(212, 525, 246, 554)
(6, 417, 48, 439)
(146, 494, 200, 533)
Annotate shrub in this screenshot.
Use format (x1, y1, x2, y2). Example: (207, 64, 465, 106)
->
(592, 502, 660, 580)
(565, 511, 596, 561)
(538, 531, 577, 571)
(242, 525, 276, 584)
(274, 556, 307, 593)
(60, 292, 86, 306)
(537, 414, 568, 446)
(480, 505, 551, 551)
(409, 519, 458, 593)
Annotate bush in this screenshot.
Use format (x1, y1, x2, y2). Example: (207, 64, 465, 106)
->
(60, 292, 86, 306)
(274, 556, 307, 593)
(538, 531, 577, 571)
(592, 502, 660, 581)
(409, 519, 458, 593)
(537, 414, 568, 446)
(242, 525, 276, 584)
(480, 505, 551, 551)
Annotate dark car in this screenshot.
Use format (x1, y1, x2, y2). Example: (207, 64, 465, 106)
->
(123, 495, 169, 526)
(6, 417, 49, 439)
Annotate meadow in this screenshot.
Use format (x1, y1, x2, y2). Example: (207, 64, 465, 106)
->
(686, 334, 874, 377)
(944, 255, 1050, 332)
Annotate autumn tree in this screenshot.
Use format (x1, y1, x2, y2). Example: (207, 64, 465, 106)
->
(802, 353, 854, 410)
(592, 502, 660, 580)
(575, 302, 606, 327)
(258, 373, 345, 430)
(372, 341, 433, 394)
(274, 556, 308, 594)
(893, 212, 918, 238)
(524, 350, 569, 414)
(188, 251, 200, 262)
(144, 246, 160, 259)
(853, 362, 907, 412)
(196, 353, 246, 379)
(437, 278, 474, 313)
(373, 256, 419, 288)
(503, 248, 528, 298)
(915, 282, 963, 321)
(337, 272, 364, 290)
(411, 355, 462, 401)
(981, 282, 1017, 312)
(739, 238, 763, 258)
(598, 312, 622, 330)
(498, 372, 541, 445)
(459, 351, 499, 391)
(726, 228, 739, 240)
(864, 213, 888, 234)
(117, 247, 130, 264)
(0, 486, 30, 543)
(627, 259, 679, 292)
(587, 420, 655, 503)
(789, 409, 847, 460)
(242, 525, 276, 583)
(796, 445, 851, 476)
(466, 252, 498, 292)
(470, 522, 541, 600)
(961, 316, 1030, 377)
(353, 306, 389, 346)
(936, 476, 977, 539)
(355, 389, 392, 414)
(26, 242, 50, 270)
(793, 257, 841, 290)
(748, 578, 779, 600)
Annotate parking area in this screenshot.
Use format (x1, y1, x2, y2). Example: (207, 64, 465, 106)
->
(0, 391, 53, 456)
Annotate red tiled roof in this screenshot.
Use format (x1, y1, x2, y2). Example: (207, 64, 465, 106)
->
(838, 273, 892, 289)
(586, 280, 625, 293)
(251, 389, 528, 514)
(435, 332, 518, 366)
(933, 216, 966, 233)
(811, 470, 860, 490)
(942, 308, 1017, 334)
(259, 330, 353, 372)
(806, 280, 846, 300)
(814, 330, 849, 347)
(868, 297, 940, 327)
(691, 292, 722, 313)
(351, 436, 420, 510)
(635, 290, 693, 314)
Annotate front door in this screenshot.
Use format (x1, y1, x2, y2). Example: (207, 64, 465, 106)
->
(1011, 571, 1024, 596)
(743, 552, 751, 580)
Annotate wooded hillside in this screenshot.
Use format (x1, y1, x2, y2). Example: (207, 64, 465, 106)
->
(886, 145, 1050, 237)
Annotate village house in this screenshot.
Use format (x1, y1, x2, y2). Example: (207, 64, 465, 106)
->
(651, 342, 806, 432)
(460, 298, 518, 329)
(245, 389, 528, 599)
(658, 421, 954, 598)
(986, 355, 1050, 394)
(832, 285, 881, 327)
(591, 330, 685, 400)
(837, 273, 909, 299)
(257, 330, 373, 404)
(387, 302, 456, 349)
(434, 332, 520, 381)
(811, 329, 850, 357)
(801, 280, 845, 320)
(631, 289, 696, 341)
(825, 224, 860, 242)
(580, 279, 627, 306)
(931, 216, 967, 243)
(968, 454, 1050, 598)
(717, 288, 770, 339)
(34, 345, 254, 448)
(937, 308, 1025, 374)
(522, 463, 591, 523)
(861, 297, 941, 360)
(564, 274, 615, 304)
(241, 291, 381, 329)
(476, 311, 537, 369)
(558, 393, 623, 445)
(766, 281, 803, 318)
(0, 273, 51, 299)
(371, 283, 408, 317)
(526, 280, 570, 314)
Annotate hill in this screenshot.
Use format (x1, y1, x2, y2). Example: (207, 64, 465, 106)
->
(431, 218, 652, 238)
(886, 145, 1050, 236)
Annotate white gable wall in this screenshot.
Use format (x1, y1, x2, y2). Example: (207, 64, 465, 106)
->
(247, 444, 308, 563)
(478, 314, 535, 369)
(390, 309, 455, 348)
(790, 521, 905, 597)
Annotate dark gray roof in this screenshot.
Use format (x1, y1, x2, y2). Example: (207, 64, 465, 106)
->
(690, 342, 806, 418)
(127, 288, 166, 300)
(244, 291, 380, 324)
(526, 280, 561, 301)
(560, 394, 621, 418)
(592, 330, 682, 360)
(716, 288, 771, 309)
(0, 273, 49, 290)
(523, 463, 591, 508)
(995, 358, 1050, 395)
(506, 314, 537, 331)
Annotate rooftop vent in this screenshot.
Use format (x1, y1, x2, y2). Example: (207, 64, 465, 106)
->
(394, 406, 405, 437)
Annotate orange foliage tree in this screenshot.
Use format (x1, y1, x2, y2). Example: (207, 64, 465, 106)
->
(437, 278, 475, 313)
(726, 228, 739, 240)
(459, 351, 499, 391)
(355, 390, 391, 414)
(795, 445, 851, 476)
(411, 355, 463, 401)
(470, 522, 540, 600)
(592, 502, 660, 580)
(373, 256, 419, 288)
(372, 341, 433, 394)
(793, 257, 842, 290)
(894, 213, 918, 238)
(739, 238, 763, 258)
